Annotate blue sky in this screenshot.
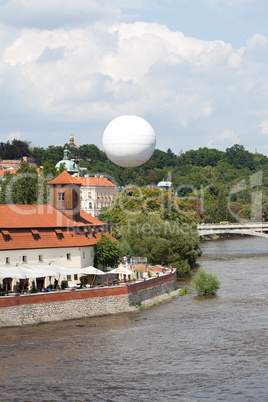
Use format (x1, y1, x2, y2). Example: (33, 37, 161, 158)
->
(1, 0, 268, 156)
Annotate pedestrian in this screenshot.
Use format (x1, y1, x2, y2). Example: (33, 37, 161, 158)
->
(54, 279, 58, 290)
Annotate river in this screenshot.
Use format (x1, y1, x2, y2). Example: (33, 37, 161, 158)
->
(0, 237, 267, 401)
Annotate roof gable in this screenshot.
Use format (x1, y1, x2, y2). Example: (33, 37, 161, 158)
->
(48, 171, 81, 185)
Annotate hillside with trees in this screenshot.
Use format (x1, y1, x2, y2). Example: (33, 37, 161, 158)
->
(1, 140, 268, 222)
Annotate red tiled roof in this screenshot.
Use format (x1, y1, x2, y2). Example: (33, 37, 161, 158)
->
(47, 171, 81, 185)
(76, 176, 116, 187)
(0, 202, 116, 251)
(0, 228, 114, 251)
(79, 210, 105, 225)
(0, 205, 104, 229)
(0, 169, 18, 178)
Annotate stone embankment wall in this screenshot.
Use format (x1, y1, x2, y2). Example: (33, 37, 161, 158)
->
(0, 273, 177, 328)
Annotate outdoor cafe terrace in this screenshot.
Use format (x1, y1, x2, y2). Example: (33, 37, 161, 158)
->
(0, 265, 174, 296)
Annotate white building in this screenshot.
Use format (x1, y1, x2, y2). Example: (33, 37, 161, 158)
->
(77, 176, 117, 217)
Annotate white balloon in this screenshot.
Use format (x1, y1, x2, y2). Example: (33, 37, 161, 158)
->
(102, 115, 156, 168)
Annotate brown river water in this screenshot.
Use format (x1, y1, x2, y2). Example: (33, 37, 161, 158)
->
(0, 237, 267, 401)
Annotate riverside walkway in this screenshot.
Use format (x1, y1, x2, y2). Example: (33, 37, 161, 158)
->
(197, 222, 268, 238)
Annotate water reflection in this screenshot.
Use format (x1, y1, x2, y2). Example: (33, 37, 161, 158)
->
(0, 237, 268, 401)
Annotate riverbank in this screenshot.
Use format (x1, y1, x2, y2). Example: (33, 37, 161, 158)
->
(0, 272, 177, 328)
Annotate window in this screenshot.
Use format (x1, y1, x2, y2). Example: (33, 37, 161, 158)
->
(31, 229, 39, 241)
(55, 229, 63, 240)
(88, 191, 91, 197)
(2, 230, 11, 242)
(58, 192, 65, 201)
(83, 252, 85, 259)
(22, 255, 27, 262)
(67, 275, 71, 281)
(89, 202, 92, 208)
(74, 274, 78, 280)
(38, 255, 43, 262)
(67, 253, 71, 260)
(5, 257, 10, 264)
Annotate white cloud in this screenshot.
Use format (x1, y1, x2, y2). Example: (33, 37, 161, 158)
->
(208, 130, 240, 148)
(259, 121, 268, 135)
(6, 131, 21, 141)
(246, 34, 268, 48)
(0, 6, 268, 153)
(1, 22, 234, 123)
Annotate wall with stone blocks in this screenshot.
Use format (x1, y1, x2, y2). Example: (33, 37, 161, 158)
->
(128, 280, 176, 306)
(0, 273, 177, 328)
(0, 294, 130, 327)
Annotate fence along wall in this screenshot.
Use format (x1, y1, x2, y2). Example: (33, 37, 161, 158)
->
(0, 273, 177, 328)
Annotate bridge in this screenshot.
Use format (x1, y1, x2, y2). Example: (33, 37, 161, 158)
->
(197, 222, 268, 238)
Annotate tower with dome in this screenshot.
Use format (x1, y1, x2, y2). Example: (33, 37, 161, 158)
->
(55, 147, 79, 176)
(69, 134, 78, 148)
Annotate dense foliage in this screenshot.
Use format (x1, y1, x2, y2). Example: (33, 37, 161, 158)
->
(0, 140, 31, 159)
(0, 161, 63, 205)
(99, 188, 201, 275)
(191, 268, 221, 295)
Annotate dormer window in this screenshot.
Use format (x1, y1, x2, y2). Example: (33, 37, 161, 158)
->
(55, 228, 63, 240)
(58, 192, 65, 201)
(2, 230, 11, 242)
(31, 229, 40, 241)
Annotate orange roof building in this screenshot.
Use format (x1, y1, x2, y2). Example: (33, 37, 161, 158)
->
(0, 172, 116, 292)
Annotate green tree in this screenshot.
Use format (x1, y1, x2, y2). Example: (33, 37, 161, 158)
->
(94, 234, 121, 270)
(216, 187, 229, 222)
(0, 139, 31, 159)
(226, 144, 255, 170)
(6, 163, 39, 205)
(192, 268, 220, 295)
(120, 213, 201, 274)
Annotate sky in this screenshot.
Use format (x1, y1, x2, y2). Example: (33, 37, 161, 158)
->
(1, 0, 268, 156)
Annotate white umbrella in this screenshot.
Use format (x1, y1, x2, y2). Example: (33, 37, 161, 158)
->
(0, 266, 29, 279)
(108, 266, 133, 275)
(23, 264, 84, 277)
(81, 266, 105, 275)
(80, 266, 105, 287)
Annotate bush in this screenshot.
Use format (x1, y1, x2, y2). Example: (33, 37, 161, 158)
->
(192, 268, 220, 295)
(179, 288, 189, 296)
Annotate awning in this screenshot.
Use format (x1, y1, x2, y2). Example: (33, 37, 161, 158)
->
(0, 265, 85, 279)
